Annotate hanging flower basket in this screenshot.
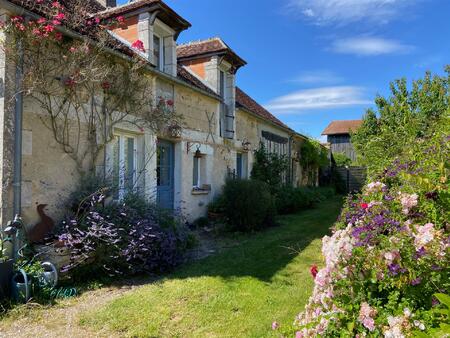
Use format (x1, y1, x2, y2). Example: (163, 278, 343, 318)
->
(167, 123, 182, 138)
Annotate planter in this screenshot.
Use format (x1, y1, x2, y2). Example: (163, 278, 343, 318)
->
(34, 243, 71, 278)
(207, 211, 223, 221)
(0, 259, 13, 300)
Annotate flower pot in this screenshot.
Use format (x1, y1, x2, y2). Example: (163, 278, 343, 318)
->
(34, 242, 71, 278)
(0, 259, 13, 300)
(207, 211, 223, 221)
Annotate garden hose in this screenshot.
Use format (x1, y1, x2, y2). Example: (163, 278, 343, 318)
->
(49, 287, 78, 299)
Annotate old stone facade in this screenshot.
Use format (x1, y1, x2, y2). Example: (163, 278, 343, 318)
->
(0, 0, 315, 229)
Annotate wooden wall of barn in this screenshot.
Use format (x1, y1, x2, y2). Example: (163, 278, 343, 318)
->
(328, 134, 357, 161)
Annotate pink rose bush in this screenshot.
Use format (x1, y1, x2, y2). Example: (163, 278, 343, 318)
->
(277, 132, 449, 337)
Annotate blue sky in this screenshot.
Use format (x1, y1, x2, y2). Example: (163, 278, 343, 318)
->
(119, 0, 450, 139)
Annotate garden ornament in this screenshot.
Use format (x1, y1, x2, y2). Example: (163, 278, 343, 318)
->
(27, 204, 55, 243)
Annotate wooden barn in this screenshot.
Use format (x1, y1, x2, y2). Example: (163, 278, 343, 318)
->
(322, 120, 362, 162)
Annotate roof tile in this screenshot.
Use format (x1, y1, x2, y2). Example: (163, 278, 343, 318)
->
(236, 87, 291, 131)
(322, 120, 363, 135)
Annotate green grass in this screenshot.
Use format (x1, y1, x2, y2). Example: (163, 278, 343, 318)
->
(80, 197, 343, 338)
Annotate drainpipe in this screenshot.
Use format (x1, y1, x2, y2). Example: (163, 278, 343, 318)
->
(8, 39, 25, 262)
(288, 135, 293, 186)
(13, 40, 24, 218)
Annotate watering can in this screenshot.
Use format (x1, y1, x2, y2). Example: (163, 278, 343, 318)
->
(12, 269, 31, 303)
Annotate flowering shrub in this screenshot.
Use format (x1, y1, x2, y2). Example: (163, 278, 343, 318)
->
(57, 192, 190, 280)
(277, 128, 449, 337)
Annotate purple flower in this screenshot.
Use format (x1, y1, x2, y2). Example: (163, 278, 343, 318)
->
(414, 247, 426, 259)
(411, 278, 422, 286)
(388, 263, 401, 276)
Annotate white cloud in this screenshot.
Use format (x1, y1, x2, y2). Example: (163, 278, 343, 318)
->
(265, 86, 371, 113)
(331, 37, 413, 56)
(288, 0, 416, 25)
(290, 70, 344, 85)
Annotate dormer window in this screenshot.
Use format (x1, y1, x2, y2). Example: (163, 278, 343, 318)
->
(153, 34, 165, 71)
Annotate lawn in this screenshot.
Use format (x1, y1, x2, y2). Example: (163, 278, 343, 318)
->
(80, 197, 343, 338)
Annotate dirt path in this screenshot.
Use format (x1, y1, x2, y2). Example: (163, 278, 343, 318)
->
(0, 285, 135, 338)
(0, 227, 235, 338)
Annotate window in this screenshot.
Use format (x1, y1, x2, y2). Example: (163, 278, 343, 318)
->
(153, 34, 165, 71)
(261, 131, 288, 156)
(112, 133, 137, 200)
(236, 153, 248, 179)
(193, 156, 201, 188)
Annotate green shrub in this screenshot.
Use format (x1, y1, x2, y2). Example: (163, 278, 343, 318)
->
(251, 143, 289, 193)
(207, 195, 226, 214)
(275, 186, 334, 215)
(221, 179, 276, 231)
(332, 152, 352, 166)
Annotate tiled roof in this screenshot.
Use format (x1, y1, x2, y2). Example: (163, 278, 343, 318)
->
(322, 120, 363, 135)
(177, 66, 219, 98)
(94, 0, 191, 32)
(8, 0, 104, 16)
(177, 37, 246, 68)
(236, 87, 291, 131)
(95, 0, 159, 18)
(177, 38, 227, 58)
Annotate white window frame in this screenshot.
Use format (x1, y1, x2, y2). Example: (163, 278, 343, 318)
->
(153, 33, 165, 71)
(114, 132, 138, 201)
(193, 156, 201, 188)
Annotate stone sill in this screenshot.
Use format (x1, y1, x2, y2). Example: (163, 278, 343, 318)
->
(191, 189, 210, 196)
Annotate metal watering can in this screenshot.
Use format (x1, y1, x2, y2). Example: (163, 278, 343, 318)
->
(12, 269, 31, 303)
(12, 262, 58, 303)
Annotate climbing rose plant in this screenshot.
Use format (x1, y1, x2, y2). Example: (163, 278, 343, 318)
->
(274, 123, 449, 337)
(0, 0, 181, 174)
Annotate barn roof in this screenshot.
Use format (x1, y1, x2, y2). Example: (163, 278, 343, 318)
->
(322, 120, 363, 135)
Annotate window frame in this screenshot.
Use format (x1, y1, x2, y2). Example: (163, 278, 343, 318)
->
(112, 132, 138, 201)
(153, 33, 165, 71)
(193, 156, 201, 188)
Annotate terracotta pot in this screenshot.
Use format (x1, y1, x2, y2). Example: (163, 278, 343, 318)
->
(208, 211, 223, 221)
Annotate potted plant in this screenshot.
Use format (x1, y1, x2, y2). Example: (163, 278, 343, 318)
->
(0, 234, 13, 300)
(167, 122, 182, 138)
(207, 196, 225, 221)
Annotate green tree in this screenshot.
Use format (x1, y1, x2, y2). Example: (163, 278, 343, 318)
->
(352, 67, 450, 175)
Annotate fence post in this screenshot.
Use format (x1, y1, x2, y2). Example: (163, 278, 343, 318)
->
(346, 165, 350, 193)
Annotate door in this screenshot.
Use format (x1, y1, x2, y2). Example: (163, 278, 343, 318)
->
(157, 140, 174, 209)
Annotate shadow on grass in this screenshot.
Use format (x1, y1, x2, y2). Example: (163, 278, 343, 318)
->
(171, 196, 343, 282)
(104, 196, 344, 287)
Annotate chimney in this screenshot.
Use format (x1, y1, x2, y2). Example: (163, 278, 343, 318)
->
(97, 0, 117, 8)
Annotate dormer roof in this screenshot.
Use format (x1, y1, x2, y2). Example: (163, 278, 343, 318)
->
(177, 37, 247, 72)
(95, 0, 191, 37)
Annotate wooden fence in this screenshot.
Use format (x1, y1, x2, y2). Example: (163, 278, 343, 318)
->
(336, 166, 367, 193)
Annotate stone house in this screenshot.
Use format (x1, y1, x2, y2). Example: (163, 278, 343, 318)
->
(0, 0, 313, 230)
(322, 120, 362, 162)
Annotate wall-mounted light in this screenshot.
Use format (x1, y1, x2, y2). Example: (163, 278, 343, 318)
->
(194, 148, 202, 158)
